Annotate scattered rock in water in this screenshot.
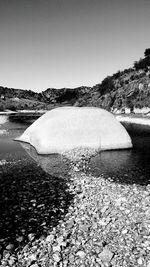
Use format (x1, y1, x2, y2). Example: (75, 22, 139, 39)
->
(16, 236, 24, 243)
(28, 233, 35, 242)
(5, 244, 14, 251)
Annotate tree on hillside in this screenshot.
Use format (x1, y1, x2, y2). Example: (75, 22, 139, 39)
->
(100, 76, 115, 95)
(134, 57, 150, 71)
(144, 48, 150, 58)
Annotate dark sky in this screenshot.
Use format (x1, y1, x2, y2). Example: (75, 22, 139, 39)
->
(0, 0, 150, 92)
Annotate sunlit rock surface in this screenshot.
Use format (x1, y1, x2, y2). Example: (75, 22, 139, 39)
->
(17, 107, 132, 154)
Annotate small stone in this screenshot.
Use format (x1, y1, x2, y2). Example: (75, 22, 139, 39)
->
(28, 233, 35, 241)
(74, 166, 79, 172)
(30, 199, 36, 203)
(57, 235, 64, 244)
(60, 241, 67, 247)
(137, 258, 143, 265)
(63, 260, 68, 267)
(3, 250, 10, 259)
(69, 254, 74, 263)
(98, 248, 114, 263)
(53, 245, 61, 252)
(76, 250, 86, 258)
(46, 234, 54, 243)
(8, 258, 16, 266)
(101, 206, 109, 213)
(6, 244, 14, 251)
(125, 209, 130, 214)
(99, 219, 108, 226)
(29, 254, 37, 262)
(23, 244, 29, 251)
(37, 204, 45, 208)
(40, 222, 46, 226)
(53, 252, 61, 262)
(30, 264, 39, 267)
(96, 258, 102, 264)
(122, 229, 128, 234)
(147, 261, 150, 267)
(16, 236, 24, 242)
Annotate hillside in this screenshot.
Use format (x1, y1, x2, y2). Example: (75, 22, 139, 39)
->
(89, 68, 150, 113)
(0, 49, 150, 113)
(0, 87, 48, 111)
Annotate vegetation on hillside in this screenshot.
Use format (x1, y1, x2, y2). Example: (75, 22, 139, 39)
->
(0, 48, 150, 112)
(0, 87, 47, 111)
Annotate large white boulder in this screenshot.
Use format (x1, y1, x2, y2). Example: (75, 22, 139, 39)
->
(17, 107, 132, 154)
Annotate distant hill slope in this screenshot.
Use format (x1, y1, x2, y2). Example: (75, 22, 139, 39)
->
(0, 86, 47, 111)
(1, 49, 150, 112)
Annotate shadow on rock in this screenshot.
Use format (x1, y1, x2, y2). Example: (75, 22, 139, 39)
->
(0, 150, 73, 250)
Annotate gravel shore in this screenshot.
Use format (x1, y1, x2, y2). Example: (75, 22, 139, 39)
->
(1, 151, 150, 267)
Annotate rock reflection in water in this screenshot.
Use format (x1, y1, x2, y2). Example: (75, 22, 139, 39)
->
(20, 142, 70, 178)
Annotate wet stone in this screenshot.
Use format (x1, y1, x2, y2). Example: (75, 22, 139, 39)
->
(28, 233, 35, 242)
(16, 236, 24, 243)
(5, 244, 14, 251)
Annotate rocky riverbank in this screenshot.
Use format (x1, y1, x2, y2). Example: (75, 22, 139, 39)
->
(1, 151, 150, 267)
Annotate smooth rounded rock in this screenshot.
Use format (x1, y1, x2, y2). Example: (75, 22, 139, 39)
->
(6, 244, 14, 251)
(17, 107, 132, 154)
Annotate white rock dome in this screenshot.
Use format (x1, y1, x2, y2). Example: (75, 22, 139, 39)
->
(17, 107, 132, 154)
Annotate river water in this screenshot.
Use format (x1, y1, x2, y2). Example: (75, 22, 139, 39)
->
(0, 114, 150, 250)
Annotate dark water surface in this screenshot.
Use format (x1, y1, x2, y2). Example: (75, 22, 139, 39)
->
(0, 114, 150, 251)
(88, 134, 150, 185)
(0, 115, 73, 250)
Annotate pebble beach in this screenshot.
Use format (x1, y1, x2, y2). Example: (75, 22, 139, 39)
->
(1, 149, 150, 267)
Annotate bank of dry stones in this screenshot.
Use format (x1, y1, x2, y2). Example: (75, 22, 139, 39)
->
(1, 150, 150, 267)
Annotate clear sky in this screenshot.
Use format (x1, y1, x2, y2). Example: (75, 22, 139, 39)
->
(0, 0, 150, 92)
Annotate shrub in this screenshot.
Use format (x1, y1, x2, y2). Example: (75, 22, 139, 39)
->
(134, 57, 150, 71)
(8, 105, 17, 111)
(0, 103, 5, 111)
(99, 76, 115, 95)
(144, 48, 150, 58)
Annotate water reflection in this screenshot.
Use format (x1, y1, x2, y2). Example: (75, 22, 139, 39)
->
(20, 142, 70, 178)
(20, 133, 150, 187)
(88, 135, 150, 185)
(20, 136, 150, 187)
